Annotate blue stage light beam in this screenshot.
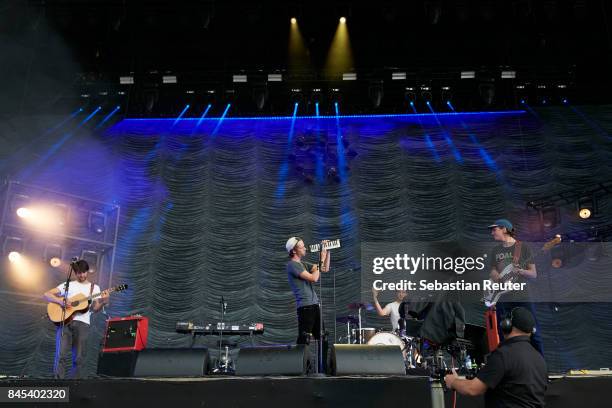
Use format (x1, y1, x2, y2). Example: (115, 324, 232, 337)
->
(172, 104, 191, 127)
(447, 101, 455, 111)
(211, 104, 232, 137)
(80, 106, 102, 125)
(95, 106, 121, 130)
(274, 102, 299, 199)
(426, 102, 463, 163)
(315, 102, 320, 117)
(195, 104, 212, 128)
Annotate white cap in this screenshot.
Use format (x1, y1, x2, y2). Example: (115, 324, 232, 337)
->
(286, 237, 300, 253)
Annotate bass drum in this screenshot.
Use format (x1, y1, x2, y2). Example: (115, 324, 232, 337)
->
(367, 331, 405, 350)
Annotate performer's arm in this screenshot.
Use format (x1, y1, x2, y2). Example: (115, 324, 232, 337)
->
(516, 244, 537, 279)
(300, 266, 320, 283)
(372, 288, 390, 317)
(44, 288, 66, 306)
(517, 263, 536, 279)
(490, 267, 501, 282)
(91, 290, 109, 312)
(445, 369, 488, 396)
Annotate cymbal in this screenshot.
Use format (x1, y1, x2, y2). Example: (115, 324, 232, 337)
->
(347, 302, 374, 311)
(336, 315, 358, 324)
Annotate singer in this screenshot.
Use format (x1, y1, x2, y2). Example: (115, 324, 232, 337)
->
(43, 260, 108, 378)
(285, 237, 330, 345)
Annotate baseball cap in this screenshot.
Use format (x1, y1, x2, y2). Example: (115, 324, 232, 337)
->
(488, 218, 513, 231)
(511, 307, 536, 334)
(285, 237, 301, 253)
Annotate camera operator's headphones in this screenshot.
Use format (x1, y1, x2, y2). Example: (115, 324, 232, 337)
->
(500, 308, 517, 335)
(500, 307, 536, 335)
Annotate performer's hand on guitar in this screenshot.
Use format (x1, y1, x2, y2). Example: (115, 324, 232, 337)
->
(490, 269, 501, 283)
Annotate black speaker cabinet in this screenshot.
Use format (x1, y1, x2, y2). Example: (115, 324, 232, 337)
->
(235, 344, 310, 376)
(97, 350, 139, 377)
(330, 344, 406, 376)
(133, 348, 210, 377)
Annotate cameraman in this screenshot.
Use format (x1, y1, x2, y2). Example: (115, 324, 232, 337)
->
(444, 307, 547, 408)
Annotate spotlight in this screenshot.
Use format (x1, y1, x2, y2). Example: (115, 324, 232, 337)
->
(540, 207, 559, 228)
(339, 17, 346, 24)
(81, 250, 100, 274)
(291, 17, 297, 24)
(44, 243, 63, 268)
(16, 207, 32, 219)
(88, 211, 106, 234)
(578, 197, 595, 219)
(4, 236, 25, 260)
(420, 86, 433, 103)
(8, 251, 21, 263)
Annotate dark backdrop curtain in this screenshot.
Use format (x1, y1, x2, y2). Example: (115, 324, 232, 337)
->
(1, 106, 611, 377)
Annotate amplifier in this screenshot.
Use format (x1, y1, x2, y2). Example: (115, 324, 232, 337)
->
(103, 315, 149, 352)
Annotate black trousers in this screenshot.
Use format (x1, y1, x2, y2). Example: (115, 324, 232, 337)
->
(54, 320, 90, 379)
(296, 304, 321, 344)
(296, 304, 329, 372)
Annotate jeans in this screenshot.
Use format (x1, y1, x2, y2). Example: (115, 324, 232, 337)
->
(54, 320, 90, 379)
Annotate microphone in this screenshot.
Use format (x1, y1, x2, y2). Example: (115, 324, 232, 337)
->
(70, 257, 79, 264)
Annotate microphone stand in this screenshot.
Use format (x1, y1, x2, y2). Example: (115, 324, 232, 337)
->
(55, 260, 75, 377)
(317, 242, 324, 375)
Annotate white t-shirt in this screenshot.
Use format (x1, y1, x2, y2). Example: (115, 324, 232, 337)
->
(56, 281, 100, 325)
(382, 301, 401, 331)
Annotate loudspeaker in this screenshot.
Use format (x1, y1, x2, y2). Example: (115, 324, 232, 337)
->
(133, 348, 209, 377)
(103, 316, 149, 352)
(97, 351, 139, 377)
(330, 345, 405, 376)
(235, 345, 310, 376)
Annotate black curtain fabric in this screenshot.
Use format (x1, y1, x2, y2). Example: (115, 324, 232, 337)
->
(1, 106, 611, 377)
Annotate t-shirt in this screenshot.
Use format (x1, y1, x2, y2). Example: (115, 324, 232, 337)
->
(382, 301, 401, 331)
(489, 241, 534, 274)
(477, 335, 547, 408)
(55, 281, 100, 325)
(287, 260, 319, 308)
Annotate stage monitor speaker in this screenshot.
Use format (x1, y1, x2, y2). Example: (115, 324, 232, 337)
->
(330, 344, 405, 376)
(103, 316, 148, 352)
(97, 350, 139, 377)
(133, 348, 209, 377)
(235, 344, 310, 376)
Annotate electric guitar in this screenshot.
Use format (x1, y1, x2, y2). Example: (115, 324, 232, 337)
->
(47, 284, 127, 324)
(483, 236, 561, 307)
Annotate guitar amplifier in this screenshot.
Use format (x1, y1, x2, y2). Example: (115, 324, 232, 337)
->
(103, 315, 149, 352)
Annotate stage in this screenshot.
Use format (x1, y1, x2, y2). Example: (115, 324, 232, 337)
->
(1, 374, 611, 408)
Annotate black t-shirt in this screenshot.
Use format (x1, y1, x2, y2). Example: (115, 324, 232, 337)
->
(489, 241, 534, 273)
(477, 336, 547, 408)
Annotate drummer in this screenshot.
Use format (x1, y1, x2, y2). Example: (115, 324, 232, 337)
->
(372, 288, 407, 332)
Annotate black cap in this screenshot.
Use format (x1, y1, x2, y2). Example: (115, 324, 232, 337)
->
(511, 307, 536, 334)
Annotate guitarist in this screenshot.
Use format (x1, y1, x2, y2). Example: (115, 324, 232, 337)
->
(488, 219, 544, 355)
(43, 259, 108, 378)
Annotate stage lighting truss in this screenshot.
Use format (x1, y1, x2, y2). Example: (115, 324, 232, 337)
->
(0, 181, 120, 290)
(527, 181, 612, 232)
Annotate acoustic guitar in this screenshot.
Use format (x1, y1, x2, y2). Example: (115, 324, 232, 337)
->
(47, 284, 127, 324)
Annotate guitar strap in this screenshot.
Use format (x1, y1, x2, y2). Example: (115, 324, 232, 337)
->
(512, 240, 523, 266)
(88, 282, 94, 311)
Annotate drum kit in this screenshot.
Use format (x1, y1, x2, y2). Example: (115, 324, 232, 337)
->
(336, 302, 422, 368)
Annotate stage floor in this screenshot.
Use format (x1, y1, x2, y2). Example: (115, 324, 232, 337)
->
(1, 374, 611, 408)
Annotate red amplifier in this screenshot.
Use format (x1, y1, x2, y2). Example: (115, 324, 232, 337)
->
(103, 315, 149, 352)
